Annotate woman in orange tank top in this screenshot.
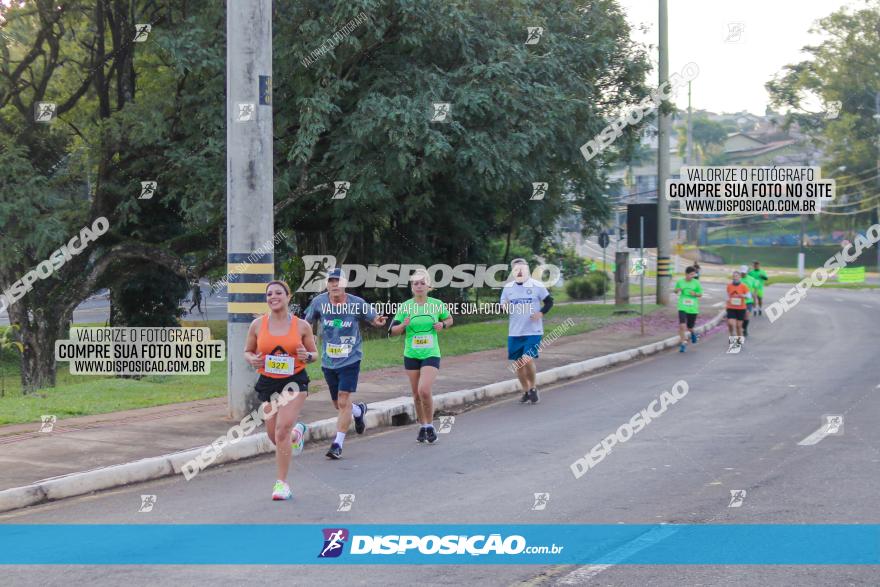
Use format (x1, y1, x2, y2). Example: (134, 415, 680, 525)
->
(244, 280, 318, 501)
(725, 270, 750, 349)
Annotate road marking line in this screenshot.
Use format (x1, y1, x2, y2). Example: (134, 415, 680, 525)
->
(712, 302, 723, 307)
(798, 424, 832, 446)
(555, 525, 679, 585)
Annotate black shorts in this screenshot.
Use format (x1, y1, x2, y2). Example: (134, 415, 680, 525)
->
(678, 311, 697, 329)
(254, 371, 309, 403)
(726, 308, 747, 321)
(404, 356, 441, 371)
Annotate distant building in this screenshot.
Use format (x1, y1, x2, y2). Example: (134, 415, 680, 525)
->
(599, 110, 824, 245)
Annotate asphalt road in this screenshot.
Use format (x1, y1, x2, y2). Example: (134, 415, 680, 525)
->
(0, 281, 224, 326)
(1, 284, 878, 586)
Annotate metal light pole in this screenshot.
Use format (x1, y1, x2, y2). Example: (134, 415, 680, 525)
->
(656, 0, 672, 304)
(640, 216, 645, 335)
(875, 91, 880, 275)
(226, 0, 274, 419)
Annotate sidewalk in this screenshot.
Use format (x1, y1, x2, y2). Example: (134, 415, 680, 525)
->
(0, 307, 719, 492)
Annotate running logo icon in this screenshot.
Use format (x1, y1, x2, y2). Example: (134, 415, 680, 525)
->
(727, 335, 744, 354)
(337, 494, 355, 512)
(139, 181, 157, 200)
(236, 103, 255, 122)
(630, 258, 647, 276)
(138, 494, 157, 513)
(39, 415, 57, 433)
(824, 415, 844, 435)
(525, 27, 544, 45)
(724, 22, 745, 43)
(133, 24, 151, 42)
(825, 100, 841, 120)
(530, 182, 548, 200)
(532, 492, 550, 510)
(318, 528, 349, 558)
(438, 416, 455, 434)
(35, 102, 56, 123)
(728, 489, 746, 508)
(431, 102, 451, 122)
(297, 255, 337, 292)
(332, 182, 350, 200)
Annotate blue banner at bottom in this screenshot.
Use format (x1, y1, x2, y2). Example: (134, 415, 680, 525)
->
(0, 524, 878, 565)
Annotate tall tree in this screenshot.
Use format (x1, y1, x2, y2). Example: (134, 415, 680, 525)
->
(766, 1, 880, 231)
(1, 0, 649, 391)
(272, 0, 649, 296)
(1, 1, 224, 390)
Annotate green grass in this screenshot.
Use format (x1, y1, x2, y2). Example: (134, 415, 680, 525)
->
(708, 217, 819, 242)
(762, 274, 879, 288)
(0, 303, 660, 425)
(551, 284, 656, 303)
(697, 244, 864, 269)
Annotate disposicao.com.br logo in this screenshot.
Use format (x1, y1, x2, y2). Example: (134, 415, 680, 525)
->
(297, 255, 561, 293)
(317, 528, 563, 559)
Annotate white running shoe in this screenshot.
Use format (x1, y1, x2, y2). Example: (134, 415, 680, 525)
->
(291, 422, 307, 455)
(272, 480, 292, 501)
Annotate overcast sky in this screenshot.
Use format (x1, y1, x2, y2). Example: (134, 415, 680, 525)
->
(617, 0, 865, 115)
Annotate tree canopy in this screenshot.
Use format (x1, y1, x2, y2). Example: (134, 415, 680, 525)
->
(1, 0, 649, 390)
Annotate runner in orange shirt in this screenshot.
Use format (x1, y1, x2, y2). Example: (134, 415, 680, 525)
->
(726, 270, 749, 351)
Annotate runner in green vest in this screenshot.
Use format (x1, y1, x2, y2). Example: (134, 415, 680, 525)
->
(673, 266, 703, 353)
(747, 260, 769, 315)
(390, 270, 453, 444)
(740, 265, 760, 337)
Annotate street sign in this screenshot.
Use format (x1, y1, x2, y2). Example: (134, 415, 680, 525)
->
(598, 232, 610, 249)
(626, 204, 657, 248)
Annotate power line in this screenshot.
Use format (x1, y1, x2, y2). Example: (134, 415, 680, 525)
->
(820, 191, 880, 208)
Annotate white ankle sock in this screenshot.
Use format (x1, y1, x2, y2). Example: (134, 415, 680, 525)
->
(351, 403, 363, 418)
(335, 431, 345, 446)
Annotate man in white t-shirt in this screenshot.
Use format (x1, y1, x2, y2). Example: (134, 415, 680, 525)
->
(499, 259, 554, 404)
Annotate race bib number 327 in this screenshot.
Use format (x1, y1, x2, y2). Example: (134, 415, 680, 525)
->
(264, 354, 294, 375)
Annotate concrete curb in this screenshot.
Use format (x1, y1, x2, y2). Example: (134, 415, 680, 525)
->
(0, 311, 724, 514)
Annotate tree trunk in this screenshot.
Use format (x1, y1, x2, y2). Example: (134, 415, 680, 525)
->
(503, 220, 515, 263)
(11, 302, 69, 393)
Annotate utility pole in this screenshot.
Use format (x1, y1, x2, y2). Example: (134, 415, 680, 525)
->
(656, 0, 672, 304)
(684, 80, 693, 247)
(875, 91, 880, 275)
(686, 82, 693, 167)
(226, 0, 274, 419)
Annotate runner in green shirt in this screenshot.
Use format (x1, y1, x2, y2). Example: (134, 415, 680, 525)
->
(741, 265, 760, 337)
(673, 266, 703, 353)
(747, 260, 769, 316)
(390, 270, 453, 444)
